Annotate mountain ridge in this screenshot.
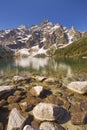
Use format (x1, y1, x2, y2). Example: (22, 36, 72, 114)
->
(0, 20, 86, 57)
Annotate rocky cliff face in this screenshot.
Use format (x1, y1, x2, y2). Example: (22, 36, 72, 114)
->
(0, 20, 85, 56)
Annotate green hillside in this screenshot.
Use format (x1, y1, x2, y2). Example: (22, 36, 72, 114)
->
(54, 36, 87, 58)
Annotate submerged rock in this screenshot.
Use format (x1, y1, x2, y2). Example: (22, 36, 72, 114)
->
(40, 122, 65, 130)
(7, 108, 26, 130)
(19, 102, 33, 112)
(12, 75, 26, 83)
(30, 86, 43, 97)
(33, 102, 66, 121)
(71, 112, 87, 125)
(7, 95, 21, 103)
(62, 120, 87, 130)
(67, 81, 87, 94)
(0, 85, 15, 97)
(34, 76, 47, 82)
(23, 125, 38, 130)
(0, 122, 3, 130)
(8, 103, 20, 110)
(44, 77, 57, 84)
(0, 99, 7, 107)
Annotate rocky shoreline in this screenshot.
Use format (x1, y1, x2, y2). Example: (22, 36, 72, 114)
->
(0, 75, 87, 130)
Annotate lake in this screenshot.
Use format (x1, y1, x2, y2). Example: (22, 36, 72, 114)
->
(0, 56, 87, 85)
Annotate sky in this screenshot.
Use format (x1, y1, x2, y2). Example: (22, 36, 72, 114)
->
(0, 0, 87, 31)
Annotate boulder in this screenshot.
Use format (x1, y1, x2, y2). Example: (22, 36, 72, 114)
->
(34, 76, 47, 82)
(7, 108, 26, 130)
(0, 85, 15, 97)
(67, 81, 87, 94)
(30, 86, 43, 97)
(40, 122, 65, 130)
(71, 112, 87, 125)
(12, 75, 26, 83)
(23, 125, 38, 130)
(0, 122, 3, 130)
(33, 102, 66, 121)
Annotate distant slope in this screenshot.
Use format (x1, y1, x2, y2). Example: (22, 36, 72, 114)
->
(54, 36, 87, 58)
(0, 45, 13, 59)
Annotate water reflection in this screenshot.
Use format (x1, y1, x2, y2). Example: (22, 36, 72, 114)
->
(58, 63, 72, 78)
(0, 57, 87, 84)
(14, 56, 49, 70)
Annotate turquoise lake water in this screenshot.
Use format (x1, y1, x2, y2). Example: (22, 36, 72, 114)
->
(0, 57, 87, 85)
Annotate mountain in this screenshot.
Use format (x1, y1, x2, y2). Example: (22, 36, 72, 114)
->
(0, 20, 86, 57)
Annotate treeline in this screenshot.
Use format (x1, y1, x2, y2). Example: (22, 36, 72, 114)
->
(54, 36, 87, 58)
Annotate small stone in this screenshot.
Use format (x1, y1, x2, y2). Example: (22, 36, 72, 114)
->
(8, 103, 20, 110)
(70, 103, 81, 114)
(67, 81, 87, 94)
(71, 112, 87, 125)
(30, 86, 43, 97)
(44, 77, 56, 84)
(31, 120, 40, 129)
(14, 90, 23, 96)
(23, 125, 38, 130)
(7, 95, 21, 103)
(34, 76, 47, 82)
(33, 102, 66, 121)
(20, 102, 33, 112)
(45, 95, 64, 106)
(7, 108, 26, 130)
(40, 122, 65, 130)
(80, 101, 87, 111)
(64, 101, 71, 111)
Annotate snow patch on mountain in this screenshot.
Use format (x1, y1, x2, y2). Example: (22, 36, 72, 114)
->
(40, 38, 46, 43)
(67, 33, 73, 44)
(5, 29, 11, 34)
(0, 20, 85, 57)
(37, 47, 46, 54)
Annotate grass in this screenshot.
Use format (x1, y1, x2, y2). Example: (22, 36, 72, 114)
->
(54, 36, 87, 58)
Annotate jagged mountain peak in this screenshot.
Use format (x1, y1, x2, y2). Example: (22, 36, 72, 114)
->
(17, 24, 27, 30)
(0, 20, 86, 56)
(40, 20, 52, 25)
(69, 26, 76, 32)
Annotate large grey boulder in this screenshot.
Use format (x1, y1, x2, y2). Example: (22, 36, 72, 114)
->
(67, 81, 87, 94)
(7, 108, 26, 130)
(0, 85, 15, 97)
(40, 122, 65, 130)
(33, 103, 66, 121)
